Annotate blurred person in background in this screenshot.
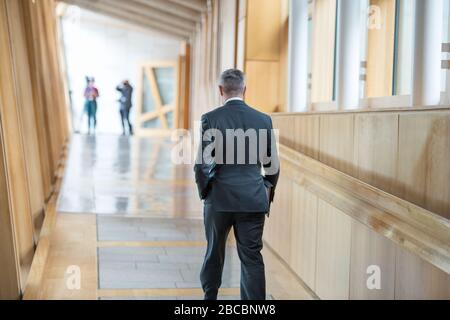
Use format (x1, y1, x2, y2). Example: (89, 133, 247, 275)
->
(84, 76, 99, 134)
(116, 80, 134, 136)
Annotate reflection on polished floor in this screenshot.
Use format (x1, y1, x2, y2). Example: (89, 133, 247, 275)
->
(58, 134, 201, 217)
(42, 134, 314, 300)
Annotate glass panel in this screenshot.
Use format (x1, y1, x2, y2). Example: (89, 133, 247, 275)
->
(165, 111, 174, 129)
(394, 0, 414, 95)
(154, 67, 175, 106)
(142, 117, 161, 129)
(442, 0, 450, 95)
(142, 71, 156, 113)
(309, 0, 338, 103)
(365, 0, 397, 98)
(307, 2, 314, 105)
(359, 0, 370, 99)
(332, 1, 339, 100)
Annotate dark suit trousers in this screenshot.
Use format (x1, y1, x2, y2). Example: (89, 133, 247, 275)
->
(200, 204, 266, 300)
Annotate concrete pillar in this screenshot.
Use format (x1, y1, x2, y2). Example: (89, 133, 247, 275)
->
(335, 0, 362, 110)
(412, 0, 443, 106)
(287, 0, 309, 112)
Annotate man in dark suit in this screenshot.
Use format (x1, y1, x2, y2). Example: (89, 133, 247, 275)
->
(194, 69, 280, 300)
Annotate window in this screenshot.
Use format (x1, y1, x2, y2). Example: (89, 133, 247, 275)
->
(363, 0, 414, 99)
(307, 1, 314, 106)
(441, 0, 450, 103)
(359, 0, 370, 100)
(365, 0, 395, 98)
(393, 0, 414, 95)
(309, 0, 338, 105)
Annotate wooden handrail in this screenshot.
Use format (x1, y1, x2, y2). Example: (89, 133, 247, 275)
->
(279, 144, 450, 274)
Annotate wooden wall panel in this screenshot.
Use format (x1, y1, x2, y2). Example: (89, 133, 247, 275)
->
(290, 183, 318, 290)
(275, 110, 450, 220)
(33, 0, 70, 187)
(315, 199, 352, 300)
(0, 0, 35, 290)
(319, 114, 355, 176)
(6, 0, 46, 234)
(269, 109, 450, 300)
(178, 45, 189, 130)
(49, 1, 69, 140)
(273, 114, 320, 159)
(245, 0, 280, 61)
(21, 0, 53, 199)
(245, 60, 280, 113)
(264, 171, 293, 264)
(0, 0, 69, 298)
(293, 115, 320, 159)
(237, 0, 287, 113)
(366, 0, 396, 97)
(395, 247, 450, 299)
(39, 1, 67, 172)
(349, 221, 396, 299)
(310, 0, 337, 103)
(397, 111, 450, 219)
(273, 174, 293, 264)
(35, 3, 59, 178)
(272, 116, 295, 149)
(354, 113, 399, 194)
(0, 117, 21, 300)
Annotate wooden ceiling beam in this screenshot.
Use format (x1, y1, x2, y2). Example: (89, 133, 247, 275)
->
(129, 0, 202, 23)
(102, 0, 197, 31)
(61, 0, 191, 39)
(167, 0, 208, 13)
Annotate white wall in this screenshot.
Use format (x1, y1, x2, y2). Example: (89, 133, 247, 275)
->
(219, 0, 237, 71)
(61, 7, 182, 134)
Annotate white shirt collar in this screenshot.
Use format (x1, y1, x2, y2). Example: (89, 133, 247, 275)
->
(224, 97, 244, 105)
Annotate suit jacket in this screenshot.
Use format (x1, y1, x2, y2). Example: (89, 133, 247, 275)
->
(194, 99, 280, 213)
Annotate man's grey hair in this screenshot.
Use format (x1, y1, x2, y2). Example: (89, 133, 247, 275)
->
(219, 69, 246, 95)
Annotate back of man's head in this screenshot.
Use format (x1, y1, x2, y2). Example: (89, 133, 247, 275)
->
(219, 69, 246, 96)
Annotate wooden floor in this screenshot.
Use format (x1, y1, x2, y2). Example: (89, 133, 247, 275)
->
(26, 134, 315, 300)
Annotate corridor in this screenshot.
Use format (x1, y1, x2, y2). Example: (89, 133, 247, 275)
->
(39, 134, 313, 300)
(1, 0, 448, 302)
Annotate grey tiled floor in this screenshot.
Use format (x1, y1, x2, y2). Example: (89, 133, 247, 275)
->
(98, 246, 241, 289)
(97, 216, 205, 241)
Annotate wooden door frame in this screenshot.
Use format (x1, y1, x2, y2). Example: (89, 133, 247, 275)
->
(135, 60, 180, 136)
